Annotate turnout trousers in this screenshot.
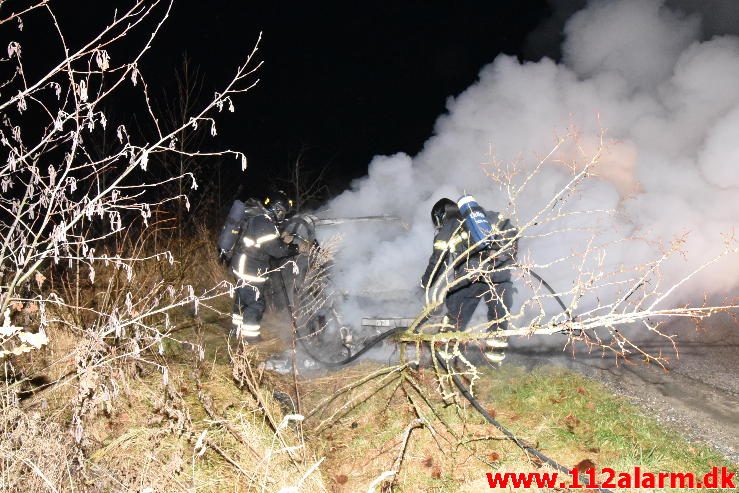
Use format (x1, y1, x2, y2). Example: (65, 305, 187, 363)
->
(231, 280, 266, 339)
(444, 279, 514, 364)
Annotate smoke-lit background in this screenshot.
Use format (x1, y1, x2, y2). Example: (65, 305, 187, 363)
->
(28, 0, 737, 332)
(320, 0, 739, 329)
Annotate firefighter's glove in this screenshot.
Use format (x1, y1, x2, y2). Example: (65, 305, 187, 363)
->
(281, 232, 295, 244)
(297, 239, 312, 254)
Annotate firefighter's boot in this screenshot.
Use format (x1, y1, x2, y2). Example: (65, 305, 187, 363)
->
(484, 335, 508, 366)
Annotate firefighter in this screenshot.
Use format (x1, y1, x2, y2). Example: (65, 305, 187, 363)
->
(271, 212, 317, 313)
(420, 197, 517, 364)
(228, 190, 299, 340)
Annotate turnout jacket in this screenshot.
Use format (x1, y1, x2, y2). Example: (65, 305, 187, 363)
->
(229, 204, 297, 283)
(421, 210, 516, 289)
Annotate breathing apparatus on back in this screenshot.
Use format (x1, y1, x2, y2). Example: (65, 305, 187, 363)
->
(217, 195, 284, 261)
(431, 195, 498, 247)
(217, 199, 246, 259)
(457, 194, 496, 252)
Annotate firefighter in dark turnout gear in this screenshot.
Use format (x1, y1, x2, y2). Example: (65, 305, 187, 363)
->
(421, 197, 517, 364)
(271, 213, 317, 312)
(229, 191, 298, 340)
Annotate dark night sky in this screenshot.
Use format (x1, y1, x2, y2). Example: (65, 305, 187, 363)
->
(11, 0, 554, 199)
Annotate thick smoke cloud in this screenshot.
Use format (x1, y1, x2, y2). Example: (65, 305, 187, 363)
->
(525, 0, 739, 60)
(321, 0, 739, 328)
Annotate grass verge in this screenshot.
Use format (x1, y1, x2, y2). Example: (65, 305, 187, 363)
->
(301, 360, 735, 492)
(11, 308, 736, 492)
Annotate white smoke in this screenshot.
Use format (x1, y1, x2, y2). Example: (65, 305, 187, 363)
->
(320, 0, 739, 328)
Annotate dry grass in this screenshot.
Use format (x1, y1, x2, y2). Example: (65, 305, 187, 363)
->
(3, 255, 734, 492)
(2, 314, 328, 492)
(0, 229, 328, 492)
(0, 390, 76, 492)
(2, 226, 734, 492)
(299, 362, 734, 492)
(85, 341, 326, 492)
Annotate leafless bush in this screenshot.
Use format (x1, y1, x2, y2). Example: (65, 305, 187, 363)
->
(0, 0, 267, 487)
(277, 147, 331, 213)
(291, 236, 344, 343)
(150, 55, 225, 236)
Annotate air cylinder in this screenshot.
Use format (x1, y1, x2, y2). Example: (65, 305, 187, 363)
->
(217, 199, 245, 254)
(457, 194, 493, 249)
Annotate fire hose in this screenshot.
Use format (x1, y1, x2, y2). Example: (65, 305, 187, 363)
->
(277, 268, 612, 492)
(425, 272, 611, 491)
(280, 268, 577, 365)
(528, 269, 571, 320)
(280, 267, 574, 368)
(435, 353, 613, 493)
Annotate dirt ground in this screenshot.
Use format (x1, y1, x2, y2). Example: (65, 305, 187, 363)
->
(508, 315, 739, 463)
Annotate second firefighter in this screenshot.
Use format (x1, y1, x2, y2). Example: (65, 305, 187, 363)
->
(228, 191, 299, 340)
(421, 196, 517, 364)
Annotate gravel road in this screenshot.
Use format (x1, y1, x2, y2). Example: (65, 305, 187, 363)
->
(508, 316, 739, 463)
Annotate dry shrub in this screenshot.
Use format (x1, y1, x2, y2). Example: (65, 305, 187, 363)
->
(0, 0, 259, 483)
(0, 390, 76, 492)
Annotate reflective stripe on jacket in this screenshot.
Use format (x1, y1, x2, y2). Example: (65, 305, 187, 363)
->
(422, 210, 516, 288)
(229, 210, 296, 280)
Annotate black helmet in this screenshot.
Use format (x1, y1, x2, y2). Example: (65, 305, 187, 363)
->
(431, 198, 457, 229)
(263, 190, 293, 222)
